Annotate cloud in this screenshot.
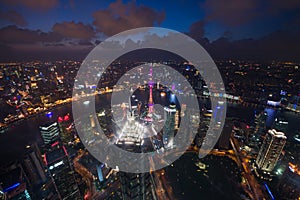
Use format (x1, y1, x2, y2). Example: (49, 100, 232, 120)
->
(203, 0, 259, 26)
(1, 0, 59, 10)
(206, 30, 300, 61)
(92, 0, 165, 36)
(202, 0, 300, 27)
(52, 21, 95, 40)
(0, 25, 62, 44)
(0, 24, 96, 61)
(0, 10, 28, 26)
(187, 20, 206, 41)
(0, 22, 96, 46)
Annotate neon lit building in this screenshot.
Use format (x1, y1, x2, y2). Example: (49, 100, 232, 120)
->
(57, 114, 73, 143)
(39, 122, 60, 145)
(0, 163, 32, 200)
(255, 129, 286, 173)
(44, 142, 81, 200)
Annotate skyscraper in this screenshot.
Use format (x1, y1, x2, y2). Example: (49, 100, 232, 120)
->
(0, 163, 32, 200)
(22, 143, 47, 186)
(255, 129, 286, 178)
(116, 98, 156, 200)
(44, 142, 81, 200)
(274, 117, 288, 133)
(163, 104, 177, 149)
(57, 114, 73, 143)
(39, 122, 60, 145)
(119, 172, 155, 200)
(277, 162, 300, 200)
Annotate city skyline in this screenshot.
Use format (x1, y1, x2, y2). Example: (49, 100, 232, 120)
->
(0, 0, 300, 61)
(0, 1, 299, 200)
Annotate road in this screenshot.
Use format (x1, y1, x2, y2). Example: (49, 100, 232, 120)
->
(230, 137, 266, 200)
(73, 150, 97, 199)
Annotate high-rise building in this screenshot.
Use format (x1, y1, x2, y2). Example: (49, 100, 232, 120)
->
(274, 117, 288, 133)
(116, 103, 156, 200)
(163, 104, 177, 149)
(217, 122, 233, 150)
(22, 143, 47, 186)
(39, 122, 60, 145)
(117, 137, 155, 200)
(0, 163, 32, 200)
(57, 114, 73, 143)
(119, 172, 154, 200)
(255, 129, 286, 178)
(44, 142, 81, 200)
(277, 163, 300, 200)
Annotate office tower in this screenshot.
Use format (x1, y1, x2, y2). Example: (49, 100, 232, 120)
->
(117, 137, 155, 200)
(57, 114, 73, 143)
(274, 117, 288, 133)
(116, 110, 156, 200)
(0, 163, 32, 200)
(217, 122, 233, 150)
(39, 122, 60, 145)
(119, 172, 154, 200)
(22, 143, 47, 186)
(137, 101, 142, 116)
(44, 142, 81, 200)
(254, 111, 267, 134)
(255, 129, 286, 174)
(277, 163, 300, 200)
(163, 104, 177, 149)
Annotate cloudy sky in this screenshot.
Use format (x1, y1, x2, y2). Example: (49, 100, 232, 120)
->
(0, 0, 300, 61)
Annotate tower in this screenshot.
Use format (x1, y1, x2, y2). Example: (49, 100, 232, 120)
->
(255, 129, 286, 178)
(22, 143, 47, 186)
(44, 142, 81, 200)
(57, 114, 73, 143)
(163, 104, 177, 149)
(277, 163, 300, 199)
(137, 101, 142, 116)
(119, 172, 154, 200)
(0, 163, 32, 200)
(115, 94, 156, 200)
(148, 65, 154, 114)
(39, 122, 60, 145)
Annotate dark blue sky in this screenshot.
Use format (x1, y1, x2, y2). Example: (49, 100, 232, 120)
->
(0, 0, 300, 61)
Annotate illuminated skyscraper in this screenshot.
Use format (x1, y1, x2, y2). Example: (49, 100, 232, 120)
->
(117, 137, 156, 200)
(57, 114, 73, 143)
(44, 142, 81, 200)
(255, 129, 286, 173)
(39, 122, 60, 145)
(116, 98, 156, 200)
(163, 104, 177, 149)
(274, 117, 288, 133)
